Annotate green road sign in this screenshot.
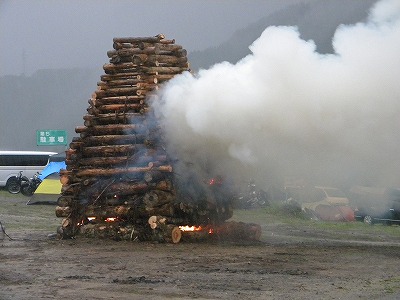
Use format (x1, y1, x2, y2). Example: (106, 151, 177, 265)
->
(36, 130, 67, 146)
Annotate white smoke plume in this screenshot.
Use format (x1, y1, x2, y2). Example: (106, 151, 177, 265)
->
(153, 0, 400, 190)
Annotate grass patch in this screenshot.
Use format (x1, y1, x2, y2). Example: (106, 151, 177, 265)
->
(0, 190, 59, 232)
(231, 202, 400, 241)
(382, 277, 400, 294)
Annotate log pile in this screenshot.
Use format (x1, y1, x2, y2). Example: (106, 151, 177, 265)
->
(56, 34, 243, 243)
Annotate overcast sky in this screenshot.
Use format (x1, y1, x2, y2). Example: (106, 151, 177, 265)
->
(0, 0, 311, 76)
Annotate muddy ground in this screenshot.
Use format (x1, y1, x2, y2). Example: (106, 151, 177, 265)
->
(1, 192, 400, 299)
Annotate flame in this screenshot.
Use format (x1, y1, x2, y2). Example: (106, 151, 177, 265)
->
(87, 217, 96, 221)
(179, 225, 203, 232)
(105, 217, 117, 222)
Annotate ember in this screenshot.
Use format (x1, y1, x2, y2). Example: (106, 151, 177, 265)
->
(55, 34, 261, 243)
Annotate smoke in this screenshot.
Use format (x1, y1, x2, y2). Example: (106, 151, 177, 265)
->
(153, 0, 400, 189)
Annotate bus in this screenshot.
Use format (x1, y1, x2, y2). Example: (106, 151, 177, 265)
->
(0, 151, 57, 189)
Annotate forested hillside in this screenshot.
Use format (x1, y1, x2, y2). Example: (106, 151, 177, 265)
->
(0, 68, 99, 151)
(189, 0, 376, 70)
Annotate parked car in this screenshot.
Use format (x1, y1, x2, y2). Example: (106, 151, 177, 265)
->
(350, 186, 400, 225)
(301, 186, 354, 221)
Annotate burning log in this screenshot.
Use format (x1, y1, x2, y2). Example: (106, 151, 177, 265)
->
(79, 223, 143, 241)
(84, 205, 133, 218)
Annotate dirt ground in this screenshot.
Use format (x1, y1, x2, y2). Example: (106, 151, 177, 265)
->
(1, 193, 400, 300)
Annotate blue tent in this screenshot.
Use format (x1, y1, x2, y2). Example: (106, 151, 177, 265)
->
(38, 161, 66, 180)
(27, 153, 66, 205)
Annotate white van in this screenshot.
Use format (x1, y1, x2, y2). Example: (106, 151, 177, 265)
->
(0, 151, 57, 189)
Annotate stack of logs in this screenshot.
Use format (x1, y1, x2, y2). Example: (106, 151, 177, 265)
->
(55, 34, 252, 243)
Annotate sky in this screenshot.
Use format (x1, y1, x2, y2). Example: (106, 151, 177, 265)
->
(0, 0, 310, 76)
(154, 0, 400, 188)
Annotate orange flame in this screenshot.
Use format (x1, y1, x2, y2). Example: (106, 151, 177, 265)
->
(179, 225, 203, 232)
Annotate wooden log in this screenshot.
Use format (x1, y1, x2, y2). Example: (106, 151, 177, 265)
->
(57, 217, 77, 239)
(101, 182, 149, 196)
(94, 86, 142, 97)
(56, 206, 72, 217)
(142, 202, 175, 218)
(173, 49, 187, 58)
(80, 222, 158, 241)
(92, 95, 146, 105)
(146, 215, 188, 227)
(141, 66, 188, 74)
(79, 223, 143, 241)
(156, 43, 182, 52)
(159, 38, 175, 44)
(82, 113, 146, 125)
(107, 47, 159, 57)
(143, 170, 164, 183)
(100, 73, 141, 81)
(211, 221, 262, 241)
(110, 54, 151, 65)
(97, 77, 157, 88)
(146, 55, 188, 65)
(76, 165, 173, 177)
(81, 134, 148, 146)
(155, 224, 182, 243)
(143, 190, 175, 208)
(84, 205, 133, 218)
(69, 140, 84, 149)
(61, 183, 81, 194)
(180, 230, 210, 241)
(147, 215, 167, 230)
(57, 196, 75, 207)
(75, 124, 147, 135)
(77, 154, 167, 168)
(154, 179, 174, 192)
(154, 74, 177, 82)
(113, 35, 164, 44)
(90, 103, 144, 114)
(103, 63, 139, 74)
(82, 144, 147, 156)
(113, 41, 141, 50)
